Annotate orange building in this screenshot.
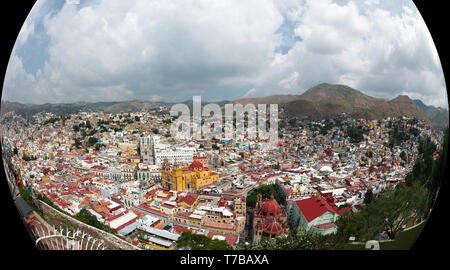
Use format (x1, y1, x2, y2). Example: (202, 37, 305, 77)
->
(162, 160, 219, 192)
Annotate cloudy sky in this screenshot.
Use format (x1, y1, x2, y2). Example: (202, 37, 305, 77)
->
(2, 0, 448, 108)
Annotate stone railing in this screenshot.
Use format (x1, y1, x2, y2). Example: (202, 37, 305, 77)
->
(38, 200, 141, 250)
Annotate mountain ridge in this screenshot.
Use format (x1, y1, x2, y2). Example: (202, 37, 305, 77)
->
(1, 83, 448, 128)
(234, 83, 448, 128)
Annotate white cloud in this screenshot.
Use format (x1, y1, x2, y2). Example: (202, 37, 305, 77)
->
(247, 0, 447, 108)
(244, 88, 257, 98)
(2, 0, 447, 109)
(2, 54, 36, 101)
(17, 21, 35, 46)
(364, 0, 380, 6)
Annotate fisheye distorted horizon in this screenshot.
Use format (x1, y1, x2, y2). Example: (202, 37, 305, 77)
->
(1, 0, 448, 109)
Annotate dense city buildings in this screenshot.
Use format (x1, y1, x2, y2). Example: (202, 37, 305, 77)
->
(0, 105, 446, 250)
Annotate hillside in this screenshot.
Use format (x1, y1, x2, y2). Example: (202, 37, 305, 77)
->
(414, 99, 449, 128)
(1, 83, 447, 128)
(0, 100, 167, 118)
(233, 83, 445, 127)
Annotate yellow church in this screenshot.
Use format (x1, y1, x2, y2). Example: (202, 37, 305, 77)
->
(162, 160, 219, 192)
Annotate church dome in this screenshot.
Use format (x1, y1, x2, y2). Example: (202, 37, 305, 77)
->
(263, 220, 283, 235)
(190, 161, 203, 168)
(259, 195, 281, 218)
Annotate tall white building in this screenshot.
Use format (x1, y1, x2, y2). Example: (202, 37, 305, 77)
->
(139, 135, 195, 166)
(140, 135, 154, 164)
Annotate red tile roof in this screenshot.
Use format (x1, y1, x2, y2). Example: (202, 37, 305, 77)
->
(313, 222, 337, 230)
(116, 217, 138, 232)
(177, 193, 199, 206)
(206, 232, 239, 247)
(295, 196, 340, 222)
(172, 226, 199, 234)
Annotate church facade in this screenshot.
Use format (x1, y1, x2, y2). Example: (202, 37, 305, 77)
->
(161, 160, 219, 192)
(252, 194, 290, 243)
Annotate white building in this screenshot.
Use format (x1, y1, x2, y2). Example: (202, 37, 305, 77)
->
(140, 135, 195, 166)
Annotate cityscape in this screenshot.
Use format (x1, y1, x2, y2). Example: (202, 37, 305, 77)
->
(1, 87, 447, 250)
(0, 0, 449, 252)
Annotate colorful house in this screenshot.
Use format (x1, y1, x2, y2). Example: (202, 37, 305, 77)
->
(287, 196, 340, 235)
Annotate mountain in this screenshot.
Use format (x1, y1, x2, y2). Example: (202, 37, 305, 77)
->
(181, 99, 231, 112)
(0, 100, 168, 118)
(414, 99, 449, 128)
(284, 83, 389, 120)
(233, 83, 446, 127)
(2, 83, 447, 128)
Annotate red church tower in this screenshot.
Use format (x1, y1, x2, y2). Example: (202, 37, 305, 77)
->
(252, 193, 290, 243)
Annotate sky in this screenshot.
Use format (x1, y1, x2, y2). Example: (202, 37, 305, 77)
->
(2, 0, 448, 109)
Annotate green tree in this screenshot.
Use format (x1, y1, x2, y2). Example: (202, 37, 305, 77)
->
(246, 185, 282, 207)
(336, 183, 430, 241)
(236, 228, 337, 250)
(364, 189, 373, 204)
(87, 136, 98, 147)
(346, 126, 364, 143)
(74, 209, 116, 234)
(73, 138, 82, 149)
(19, 187, 36, 210)
(400, 151, 407, 162)
(176, 231, 231, 250)
(428, 127, 448, 196)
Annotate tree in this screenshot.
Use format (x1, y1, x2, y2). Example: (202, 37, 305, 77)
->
(19, 187, 36, 210)
(13, 147, 18, 155)
(95, 143, 104, 151)
(153, 129, 159, 134)
(135, 116, 140, 122)
(74, 209, 116, 234)
(336, 183, 430, 241)
(87, 136, 98, 147)
(236, 228, 336, 250)
(246, 185, 282, 207)
(73, 138, 82, 149)
(427, 127, 448, 197)
(364, 189, 373, 204)
(379, 183, 429, 239)
(176, 231, 231, 250)
(406, 138, 437, 187)
(346, 126, 364, 143)
(400, 151, 407, 162)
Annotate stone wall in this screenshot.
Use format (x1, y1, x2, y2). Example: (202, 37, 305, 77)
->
(38, 200, 140, 250)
